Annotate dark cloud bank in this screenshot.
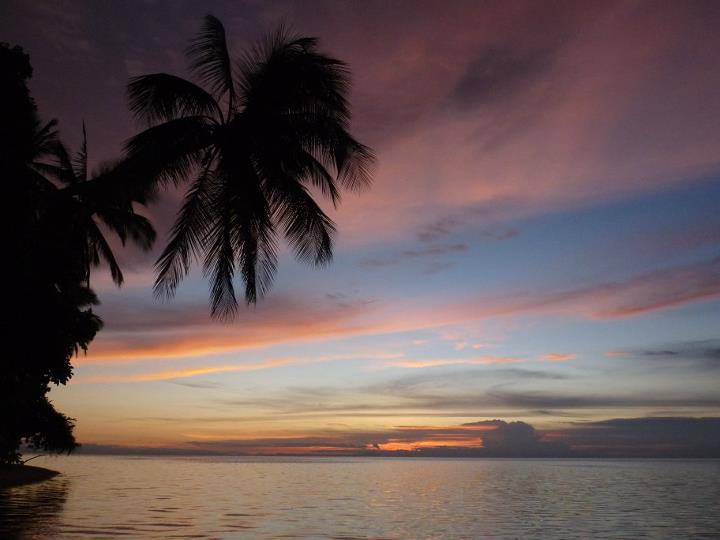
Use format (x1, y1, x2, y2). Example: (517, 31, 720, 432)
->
(76, 417, 720, 458)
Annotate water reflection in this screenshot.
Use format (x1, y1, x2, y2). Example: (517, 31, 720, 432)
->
(1, 457, 719, 539)
(0, 475, 69, 539)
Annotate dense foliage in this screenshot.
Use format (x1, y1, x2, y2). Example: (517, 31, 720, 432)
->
(0, 43, 155, 464)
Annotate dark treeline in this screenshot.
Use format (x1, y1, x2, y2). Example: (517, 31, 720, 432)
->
(0, 15, 372, 464)
(0, 43, 156, 464)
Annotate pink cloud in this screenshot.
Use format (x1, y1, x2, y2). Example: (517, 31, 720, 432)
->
(323, 1, 720, 245)
(80, 256, 720, 365)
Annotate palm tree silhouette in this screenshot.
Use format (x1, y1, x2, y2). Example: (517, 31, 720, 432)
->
(34, 123, 156, 287)
(126, 15, 374, 318)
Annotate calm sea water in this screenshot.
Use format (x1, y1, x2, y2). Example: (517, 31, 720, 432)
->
(1, 456, 719, 539)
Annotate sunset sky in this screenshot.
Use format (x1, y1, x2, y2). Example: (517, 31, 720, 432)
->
(3, 0, 720, 456)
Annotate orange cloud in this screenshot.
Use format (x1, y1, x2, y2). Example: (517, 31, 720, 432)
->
(541, 353, 576, 362)
(80, 256, 720, 366)
(176, 422, 509, 455)
(75, 351, 404, 384)
(386, 356, 524, 369)
(80, 296, 380, 363)
(76, 358, 297, 384)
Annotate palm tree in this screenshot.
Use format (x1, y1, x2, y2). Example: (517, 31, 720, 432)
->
(126, 15, 374, 318)
(33, 123, 156, 287)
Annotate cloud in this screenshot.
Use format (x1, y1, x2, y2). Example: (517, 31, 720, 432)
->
(485, 388, 720, 411)
(636, 339, 720, 371)
(360, 243, 468, 268)
(75, 351, 403, 384)
(76, 358, 300, 384)
(602, 339, 720, 374)
(202, 368, 570, 420)
(541, 353, 576, 362)
(77, 254, 720, 371)
(451, 45, 557, 109)
(586, 258, 720, 318)
(327, 0, 720, 245)
(75, 443, 218, 456)
(385, 356, 524, 369)
(165, 380, 223, 389)
(642, 340, 720, 360)
(551, 417, 720, 457)
(466, 420, 562, 457)
(450, 256, 720, 321)
(76, 417, 720, 457)
(202, 366, 719, 423)
(81, 293, 380, 362)
(78, 420, 548, 456)
(415, 200, 520, 243)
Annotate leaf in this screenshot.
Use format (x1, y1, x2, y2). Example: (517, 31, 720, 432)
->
(186, 14, 236, 109)
(73, 121, 88, 181)
(86, 220, 124, 286)
(124, 116, 212, 188)
(128, 73, 222, 125)
(154, 156, 215, 299)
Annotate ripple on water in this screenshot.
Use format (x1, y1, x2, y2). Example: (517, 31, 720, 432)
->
(1, 457, 719, 539)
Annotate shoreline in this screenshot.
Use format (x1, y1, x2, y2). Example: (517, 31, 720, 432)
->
(0, 465, 59, 488)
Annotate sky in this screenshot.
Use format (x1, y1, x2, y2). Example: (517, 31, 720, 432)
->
(3, 0, 720, 457)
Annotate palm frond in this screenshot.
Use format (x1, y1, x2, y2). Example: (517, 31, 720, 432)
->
(259, 113, 375, 196)
(252, 140, 337, 263)
(238, 28, 374, 196)
(203, 181, 238, 319)
(128, 73, 222, 125)
(234, 208, 277, 304)
(297, 122, 374, 192)
(294, 149, 340, 205)
(95, 207, 156, 251)
(86, 220, 124, 286)
(124, 116, 212, 187)
(270, 180, 334, 266)
(32, 119, 60, 158)
(29, 120, 72, 187)
(201, 154, 279, 314)
(31, 161, 75, 185)
(186, 14, 236, 109)
(238, 29, 350, 122)
(73, 121, 88, 181)
(333, 135, 375, 192)
(87, 158, 160, 207)
(154, 158, 215, 299)
(228, 155, 278, 304)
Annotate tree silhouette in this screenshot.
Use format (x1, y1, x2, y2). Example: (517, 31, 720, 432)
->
(126, 15, 374, 318)
(36, 124, 156, 287)
(1, 43, 155, 464)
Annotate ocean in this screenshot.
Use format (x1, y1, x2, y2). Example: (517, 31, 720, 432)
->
(2, 455, 719, 539)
